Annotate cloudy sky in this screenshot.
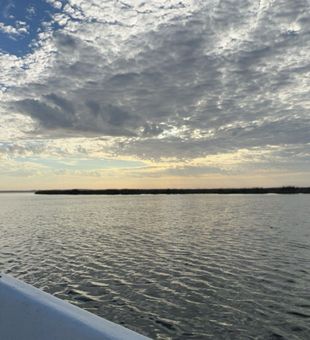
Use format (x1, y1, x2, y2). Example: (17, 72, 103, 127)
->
(0, 0, 309, 189)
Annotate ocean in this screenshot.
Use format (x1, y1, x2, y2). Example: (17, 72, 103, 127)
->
(0, 193, 309, 339)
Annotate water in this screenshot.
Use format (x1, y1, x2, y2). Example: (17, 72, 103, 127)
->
(0, 193, 309, 339)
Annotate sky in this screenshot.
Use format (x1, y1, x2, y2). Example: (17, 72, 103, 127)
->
(0, 0, 309, 190)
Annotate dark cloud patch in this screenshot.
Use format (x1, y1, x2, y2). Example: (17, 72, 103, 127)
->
(142, 124, 164, 137)
(14, 96, 139, 136)
(54, 32, 78, 50)
(45, 93, 75, 115)
(85, 100, 100, 116)
(15, 99, 75, 129)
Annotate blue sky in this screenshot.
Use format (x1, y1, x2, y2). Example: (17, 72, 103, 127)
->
(0, 0, 309, 189)
(0, 0, 64, 56)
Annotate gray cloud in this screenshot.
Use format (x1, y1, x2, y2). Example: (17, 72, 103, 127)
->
(1, 0, 310, 164)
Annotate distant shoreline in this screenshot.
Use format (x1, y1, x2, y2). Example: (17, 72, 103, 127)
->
(0, 191, 35, 193)
(35, 187, 310, 195)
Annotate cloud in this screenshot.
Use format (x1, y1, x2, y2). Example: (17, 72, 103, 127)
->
(46, 0, 63, 10)
(26, 5, 36, 18)
(0, 21, 28, 36)
(0, 0, 309, 178)
(2, 0, 15, 19)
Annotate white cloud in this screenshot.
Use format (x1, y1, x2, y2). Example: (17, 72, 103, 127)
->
(46, 0, 63, 10)
(0, 0, 309, 182)
(26, 5, 36, 17)
(0, 21, 29, 36)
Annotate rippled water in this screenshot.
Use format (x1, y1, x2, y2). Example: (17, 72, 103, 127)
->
(0, 194, 309, 339)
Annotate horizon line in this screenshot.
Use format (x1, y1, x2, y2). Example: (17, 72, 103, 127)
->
(1, 185, 310, 193)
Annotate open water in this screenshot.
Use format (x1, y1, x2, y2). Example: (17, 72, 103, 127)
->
(0, 193, 309, 339)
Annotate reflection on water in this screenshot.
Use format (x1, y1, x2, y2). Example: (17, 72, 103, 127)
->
(0, 194, 309, 339)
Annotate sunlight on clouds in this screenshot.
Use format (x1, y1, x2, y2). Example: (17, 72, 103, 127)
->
(0, 0, 309, 188)
(0, 112, 34, 139)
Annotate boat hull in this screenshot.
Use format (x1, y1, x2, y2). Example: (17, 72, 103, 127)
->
(0, 274, 150, 340)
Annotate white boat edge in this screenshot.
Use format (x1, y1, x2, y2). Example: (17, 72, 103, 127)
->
(0, 273, 151, 340)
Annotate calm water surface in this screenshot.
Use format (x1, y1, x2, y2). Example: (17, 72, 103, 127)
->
(0, 194, 309, 339)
